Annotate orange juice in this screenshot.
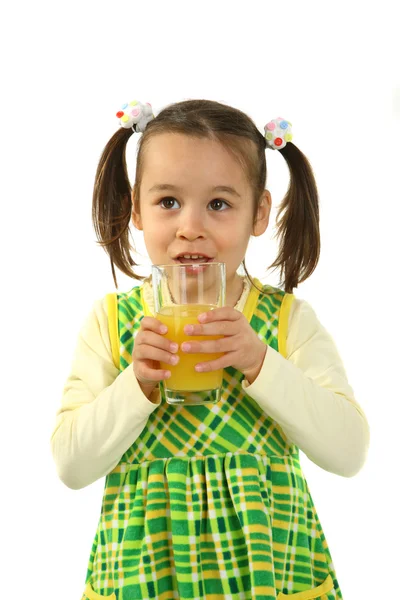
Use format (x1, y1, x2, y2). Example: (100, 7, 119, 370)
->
(156, 304, 224, 391)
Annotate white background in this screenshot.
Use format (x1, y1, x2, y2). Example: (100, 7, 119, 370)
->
(1, 1, 399, 598)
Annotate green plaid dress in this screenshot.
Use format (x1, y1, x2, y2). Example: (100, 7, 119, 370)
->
(81, 279, 342, 600)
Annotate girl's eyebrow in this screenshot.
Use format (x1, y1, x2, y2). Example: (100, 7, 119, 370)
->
(148, 183, 241, 198)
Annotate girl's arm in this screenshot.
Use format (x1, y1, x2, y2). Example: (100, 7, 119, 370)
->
(50, 297, 161, 490)
(242, 298, 370, 477)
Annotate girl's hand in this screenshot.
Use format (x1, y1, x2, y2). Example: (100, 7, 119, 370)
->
(181, 307, 268, 382)
(132, 317, 179, 393)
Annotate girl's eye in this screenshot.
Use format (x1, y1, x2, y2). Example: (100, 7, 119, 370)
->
(158, 197, 230, 211)
(209, 199, 230, 211)
(159, 197, 178, 209)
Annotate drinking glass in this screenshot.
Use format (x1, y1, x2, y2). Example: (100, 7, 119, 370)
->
(151, 262, 226, 405)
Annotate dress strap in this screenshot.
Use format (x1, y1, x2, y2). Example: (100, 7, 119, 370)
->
(278, 292, 295, 359)
(242, 277, 261, 323)
(106, 293, 120, 370)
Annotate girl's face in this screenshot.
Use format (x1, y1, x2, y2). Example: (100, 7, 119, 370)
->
(132, 133, 271, 304)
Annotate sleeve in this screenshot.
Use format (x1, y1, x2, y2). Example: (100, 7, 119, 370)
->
(241, 297, 370, 478)
(50, 296, 162, 490)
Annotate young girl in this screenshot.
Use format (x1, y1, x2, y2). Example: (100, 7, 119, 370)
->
(51, 98, 370, 600)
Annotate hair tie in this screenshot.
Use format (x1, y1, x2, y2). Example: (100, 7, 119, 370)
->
(116, 100, 155, 133)
(264, 117, 293, 150)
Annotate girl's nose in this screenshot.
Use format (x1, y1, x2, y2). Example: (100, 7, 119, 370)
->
(176, 209, 207, 239)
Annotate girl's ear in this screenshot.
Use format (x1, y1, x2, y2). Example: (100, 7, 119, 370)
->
(253, 190, 272, 237)
(131, 190, 143, 230)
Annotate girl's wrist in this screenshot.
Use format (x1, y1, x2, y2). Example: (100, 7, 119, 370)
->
(243, 344, 267, 384)
(137, 377, 159, 400)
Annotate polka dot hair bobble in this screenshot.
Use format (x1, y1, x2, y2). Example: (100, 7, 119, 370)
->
(264, 117, 293, 150)
(116, 100, 155, 133)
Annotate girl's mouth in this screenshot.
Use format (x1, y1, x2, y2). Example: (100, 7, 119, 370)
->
(176, 257, 213, 264)
(173, 257, 214, 274)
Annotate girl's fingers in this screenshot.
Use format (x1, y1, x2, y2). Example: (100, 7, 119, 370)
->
(138, 330, 178, 354)
(136, 344, 180, 366)
(183, 320, 236, 336)
(195, 352, 237, 373)
(181, 336, 230, 354)
(141, 316, 169, 334)
(133, 319, 177, 385)
(138, 363, 171, 381)
(197, 307, 242, 323)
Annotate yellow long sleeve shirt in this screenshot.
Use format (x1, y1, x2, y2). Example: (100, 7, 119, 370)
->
(50, 278, 370, 490)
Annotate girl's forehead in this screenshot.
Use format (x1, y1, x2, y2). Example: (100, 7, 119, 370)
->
(146, 133, 232, 158)
(143, 134, 247, 182)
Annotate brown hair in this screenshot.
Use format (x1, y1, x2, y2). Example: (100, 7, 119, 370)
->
(92, 99, 320, 294)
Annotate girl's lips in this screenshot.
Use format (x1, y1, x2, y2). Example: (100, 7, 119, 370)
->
(174, 257, 213, 263)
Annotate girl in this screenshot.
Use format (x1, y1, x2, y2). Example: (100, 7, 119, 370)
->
(51, 98, 370, 600)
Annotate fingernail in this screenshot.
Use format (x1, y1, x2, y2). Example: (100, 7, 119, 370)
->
(170, 343, 178, 352)
(184, 325, 194, 334)
(182, 343, 191, 352)
(160, 325, 168, 333)
(198, 313, 207, 322)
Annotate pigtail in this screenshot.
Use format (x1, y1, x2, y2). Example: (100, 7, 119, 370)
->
(92, 127, 143, 289)
(268, 143, 320, 294)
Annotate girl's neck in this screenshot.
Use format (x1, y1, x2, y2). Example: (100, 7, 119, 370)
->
(226, 274, 245, 307)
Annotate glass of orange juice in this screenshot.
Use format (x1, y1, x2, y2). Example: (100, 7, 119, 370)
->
(151, 261, 226, 405)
